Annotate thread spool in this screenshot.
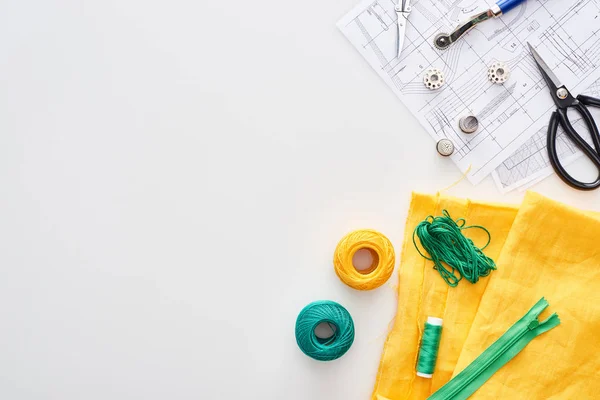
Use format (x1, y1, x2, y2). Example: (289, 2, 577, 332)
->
(334, 229, 395, 291)
(295, 300, 355, 361)
(416, 317, 443, 378)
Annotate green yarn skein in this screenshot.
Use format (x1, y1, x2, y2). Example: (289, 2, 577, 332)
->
(412, 210, 496, 287)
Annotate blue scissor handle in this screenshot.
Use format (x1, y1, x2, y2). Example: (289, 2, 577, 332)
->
(496, 0, 526, 14)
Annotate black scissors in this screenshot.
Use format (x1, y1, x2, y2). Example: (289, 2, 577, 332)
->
(528, 43, 600, 191)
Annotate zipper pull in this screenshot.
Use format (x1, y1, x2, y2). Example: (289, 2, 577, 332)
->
(527, 319, 540, 330)
(427, 298, 560, 400)
(528, 313, 560, 333)
(535, 313, 561, 333)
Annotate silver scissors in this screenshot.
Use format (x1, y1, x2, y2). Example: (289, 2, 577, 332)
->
(395, 0, 411, 58)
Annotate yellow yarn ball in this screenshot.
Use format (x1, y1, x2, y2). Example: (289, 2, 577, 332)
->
(333, 229, 395, 291)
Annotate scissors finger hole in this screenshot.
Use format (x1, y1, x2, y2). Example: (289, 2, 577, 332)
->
(555, 110, 600, 183)
(565, 107, 596, 145)
(559, 155, 600, 184)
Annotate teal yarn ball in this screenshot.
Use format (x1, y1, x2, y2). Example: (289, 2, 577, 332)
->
(295, 300, 355, 361)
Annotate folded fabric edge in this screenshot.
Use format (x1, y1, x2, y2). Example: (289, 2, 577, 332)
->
(371, 192, 435, 400)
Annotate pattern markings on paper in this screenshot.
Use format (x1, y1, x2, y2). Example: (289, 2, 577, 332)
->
(338, 0, 600, 185)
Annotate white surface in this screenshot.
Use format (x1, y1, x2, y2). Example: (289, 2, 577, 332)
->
(1, 1, 599, 400)
(338, 0, 600, 186)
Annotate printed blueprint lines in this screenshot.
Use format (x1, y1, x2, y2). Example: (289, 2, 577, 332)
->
(486, 0, 529, 41)
(493, 76, 600, 192)
(339, 0, 600, 184)
(495, 124, 579, 187)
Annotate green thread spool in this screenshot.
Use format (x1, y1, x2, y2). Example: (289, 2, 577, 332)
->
(413, 210, 496, 287)
(416, 317, 443, 378)
(295, 300, 355, 361)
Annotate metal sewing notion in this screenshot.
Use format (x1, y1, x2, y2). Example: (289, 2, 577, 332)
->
(459, 115, 479, 134)
(488, 62, 510, 84)
(423, 68, 445, 90)
(436, 139, 455, 156)
(434, 0, 526, 50)
(395, 0, 412, 58)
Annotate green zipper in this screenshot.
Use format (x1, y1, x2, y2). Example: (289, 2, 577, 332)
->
(428, 297, 560, 400)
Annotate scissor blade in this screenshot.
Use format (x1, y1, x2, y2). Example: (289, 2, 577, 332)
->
(396, 0, 410, 58)
(397, 24, 406, 57)
(527, 42, 563, 90)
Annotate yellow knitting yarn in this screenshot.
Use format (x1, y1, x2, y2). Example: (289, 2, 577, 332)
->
(334, 229, 395, 290)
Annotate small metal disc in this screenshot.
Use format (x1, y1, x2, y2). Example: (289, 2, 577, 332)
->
(459, 115, 479, 134)
(434, 33, 451, 50)
(488, 62, 510, 84)
(557, 88, 569, 99)
(423, 68, 445, 90)
(436, 139, 454, 156)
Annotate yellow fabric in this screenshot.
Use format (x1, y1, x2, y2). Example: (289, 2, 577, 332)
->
(372, 192, 600, 400)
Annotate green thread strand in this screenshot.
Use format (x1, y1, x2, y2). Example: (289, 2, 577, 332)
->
(295, 300, 355, 361)
(413, 210, 496, 287)
(417, 321, 443, 376)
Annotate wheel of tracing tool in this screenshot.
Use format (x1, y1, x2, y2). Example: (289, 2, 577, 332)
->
(431, 0, 527, 51)
(433, 33, 451, 51)
(423, 68, 445, 90)
(488, 62, 510, 84)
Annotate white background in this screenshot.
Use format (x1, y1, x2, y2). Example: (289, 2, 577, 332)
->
(1, 1, 600, 399)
